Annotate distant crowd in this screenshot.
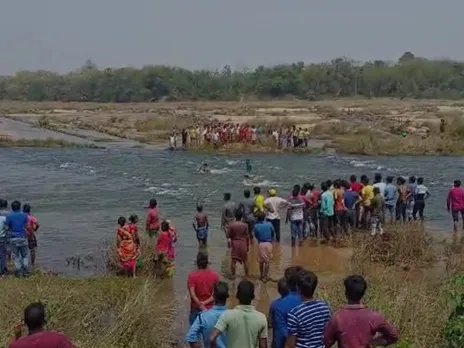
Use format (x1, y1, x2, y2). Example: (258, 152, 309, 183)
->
(168, 124, 316, 150)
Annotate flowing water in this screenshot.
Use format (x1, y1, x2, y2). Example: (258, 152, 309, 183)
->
(0, 147, 460, 321)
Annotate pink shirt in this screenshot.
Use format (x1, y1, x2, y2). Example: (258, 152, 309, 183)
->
(146, 208, 160, 231)
(447, 187, 464, 211)
(323, 304, 398, 348)
(26, 214, 38, 237)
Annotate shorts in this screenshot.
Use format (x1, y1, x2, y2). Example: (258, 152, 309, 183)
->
(452, 209, 464, 222)
(196, 227, 208, 241)
(28, 234, 37, 250)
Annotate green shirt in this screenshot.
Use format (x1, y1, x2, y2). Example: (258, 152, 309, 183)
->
(215, 305, 268, 348)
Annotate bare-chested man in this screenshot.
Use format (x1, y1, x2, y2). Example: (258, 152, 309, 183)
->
(193, 204, 209, 246)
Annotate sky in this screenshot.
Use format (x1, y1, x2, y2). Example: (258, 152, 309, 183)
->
(1, 0, 463, 74)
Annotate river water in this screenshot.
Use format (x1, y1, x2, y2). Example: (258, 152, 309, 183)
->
(0, 147, 460, 315)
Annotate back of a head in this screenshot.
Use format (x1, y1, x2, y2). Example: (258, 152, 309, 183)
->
(224, 192, 231, 201)
(417, 177, 424, 185)
(343, 181, 351, 190)
(24, 302, 46, 332)
(214, 281, 229, 305)
(374, 173, 382, 183)
(149, 199, 157, 208)
(277, 278, 289, 297)
(360, 174, 367, 182)
(23, 204, 31, 214)
(253, 186, 261, 195)
(386, 176, 393, 184)
(350, 175, 357, 183)
(284, 266, 303, 291)
(0, 199, 8, 210)
(129, 214, 138, 223)
(196, 251, 209, 269)
(11, 200, 21, 212)
(161, 220, 170, 232)
(196, 204, 203, 212)
(292, 188, 299, 198)
(297, 270, 318, 299)
(117, 216, 126, 226)
(344, 274, 367, 303)
(293, 184, 301, 193)
(361, 177, 369, 185)
(244, 189, 251, 198)
(321, 182, 328, 192)
(409, 176, 416, 183)
(326, 180, 332, 188)
(236, 280, 255, 305)
(235, 209, 243, 221)
(373, 187, 380, 195)
(454, 180, 461, 188)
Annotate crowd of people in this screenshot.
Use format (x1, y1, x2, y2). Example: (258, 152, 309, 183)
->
(168, 124, 316, 150)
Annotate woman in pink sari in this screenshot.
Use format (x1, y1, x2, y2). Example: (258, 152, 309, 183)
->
(116, 217, 140, 277)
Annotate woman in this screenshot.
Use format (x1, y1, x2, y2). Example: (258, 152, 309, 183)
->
(117, 217, 140, 277)
(128, 214, 140, 247)
(154, 220, 176, 278)
(146, 199, 160, 238)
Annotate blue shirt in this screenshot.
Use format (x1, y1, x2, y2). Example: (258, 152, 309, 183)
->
(343, 191, 358, 210)
(5, 211, 28, 239)
(320, 191, 334, 216)
(287, 300, 331, 348)
(253, 221, 274, 243)
(384, 183, 397, 206)
(270, 292, 302, 348)
(185, 305, 227, 348)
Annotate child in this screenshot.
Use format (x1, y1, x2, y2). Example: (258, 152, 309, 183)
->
(128, 214, 140, 247)
(269, 278, 290, 348)
(192, 204, 209, 246)
(154, 220, 176, 278)
(23, 204, 39, 266)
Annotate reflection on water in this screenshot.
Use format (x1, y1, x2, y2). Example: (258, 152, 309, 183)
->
(0, 148, 460, 318)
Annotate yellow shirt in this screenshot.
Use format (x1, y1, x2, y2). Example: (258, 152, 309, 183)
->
(361, 185, 374, 206)
(254, 194, 265, 214)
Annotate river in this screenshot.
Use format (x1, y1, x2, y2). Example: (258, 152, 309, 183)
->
(0, 147, 460, 317)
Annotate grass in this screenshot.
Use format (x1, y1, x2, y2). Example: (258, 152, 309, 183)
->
(0, 137, 102, 149)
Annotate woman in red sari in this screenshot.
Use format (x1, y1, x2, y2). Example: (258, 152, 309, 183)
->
(117, 217, 140, 277)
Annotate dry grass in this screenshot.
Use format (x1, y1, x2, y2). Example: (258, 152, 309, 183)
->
(0, 136, 101, 149)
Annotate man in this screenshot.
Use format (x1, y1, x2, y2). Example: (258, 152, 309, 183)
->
(384, 176, 397, 224)
(370, 187, 386, 236)
(253, 186, 265, 216)
(9, 302, 75, 348)
(6, 201, 29, 277)
(227, 210, 250, 278)
(192, 204, 209, 246)
(238, 189, 256, 242)
(308, 184, 321, 237)
(286, 187, 305, 246)
(333, 180, 346, 235)
(447, 180, 464, 231)
(360, 177, 374, 229)
(343, 181, 358, 233)
(187, 252, 220, 325)
(253, 213, 274, 282)
(269, 278, 289, 348)
(186, 281, 229, 348)
(0, 199, 9, 276)
(221, 193, 236, 238)
(287, 270, 331, 348)
(210, 280, 267, 348)
(373, 173, 386, 197)
(349, 175, 363, 194)
(413, 177, 430, 222)
(406, 176, 417, 222)
(299, 185, 312, 239)
(264, 188, 288, 243)
(323, 275, 399, 348)
(320, 182, 335, 242)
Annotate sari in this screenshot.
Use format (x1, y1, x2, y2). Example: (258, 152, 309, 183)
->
(117, 226, 140, 272)
(154, 230, 175, 278)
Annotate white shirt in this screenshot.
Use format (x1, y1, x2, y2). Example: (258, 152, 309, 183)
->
(373, 182, 387, 197)
(264, 196, 288, 220)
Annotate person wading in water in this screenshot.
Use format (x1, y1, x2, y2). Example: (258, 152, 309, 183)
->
(193, 204, 209, 247)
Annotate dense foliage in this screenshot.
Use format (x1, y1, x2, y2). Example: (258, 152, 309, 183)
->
(2, 52, 464, 102)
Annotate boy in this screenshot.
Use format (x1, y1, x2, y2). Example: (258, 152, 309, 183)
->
(253, 213, 274, 282)
(268, 278, 290, 348)
(193, 204, 209, 246)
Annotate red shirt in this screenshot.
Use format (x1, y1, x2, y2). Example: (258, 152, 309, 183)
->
(187, 269, 219, 311)
(10, 332, 75, 348)
(447, 187, 464, 211)
(310, 190, 321, 209)
(128, 224, 138, 237)
(155, 231, 171, 254)
(323, 304, 399, 348)
(350, 182, 363, 193)
(146, 208, 160, 231)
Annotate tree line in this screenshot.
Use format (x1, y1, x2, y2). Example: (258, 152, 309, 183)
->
(1, 52, 464, 102)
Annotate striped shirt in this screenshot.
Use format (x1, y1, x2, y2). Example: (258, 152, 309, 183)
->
(287, 300, 331, 348)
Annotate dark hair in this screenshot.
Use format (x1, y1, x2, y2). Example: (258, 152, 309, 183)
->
(386, 176, 394, 184)
(236, 280, 255, 305)
(333, 180, 341, 189)
(293, 184, 301, 193)
(344, 274, 367, 302)
(235, 209, 243, 221)
(308, 183, 315, 191)
(11, 200, 21, 212)
(417, 177, 424, 185)
(397, 176, 406, 185)
(257, 212, 265, 222)
(343, 180, 351, 190)
(292, 188, 299, 198)
(129, 214, 138, 223)
(117, 216, 126, 226)
(321, 181, 328, 192)
(224, 192, 231, 201)
(244, 189, 251, 198)
(253, 186, 261, 195)
(24, 302, 46, 332)
(161, 220, 170, 232)
(196, 204, 203, 212)
(350, 175, 357, 183)
(196, 251, 209, 269)
(23, 203, 31, 214)
(297, 270, 318, 298)
(374, 173, 382, 183)
(361, 176, 369, 185)
(454, 180, 462, 187)
(149, 199, 157, 209)
(277, 278, 289, 297)
(0, 199, 7, 210)
(214, 281, 229, 305)
(326, 180, 332, 188)
(300, 186, 309, 195)
(373, 187, 380, 195)
(284, 266, 303, 291)
(409, 176, 416, 183)
(360, 174, 367, 182)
